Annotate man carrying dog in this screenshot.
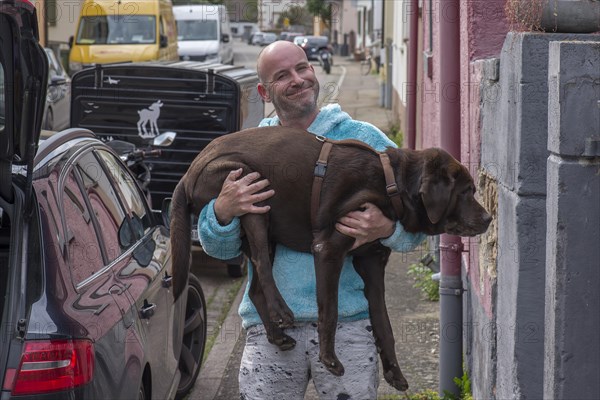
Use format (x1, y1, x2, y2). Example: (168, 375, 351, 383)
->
(198, 40, 425, 399)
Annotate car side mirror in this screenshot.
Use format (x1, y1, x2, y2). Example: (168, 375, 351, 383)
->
(50, 76, 67, 86)
(68, 36, 74, 48)
(159, 34, 168, 48)
(222, 33, 230, 43)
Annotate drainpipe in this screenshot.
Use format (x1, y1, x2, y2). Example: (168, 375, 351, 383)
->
(406, 0, 418, 150)
(438, 0, 462, 397)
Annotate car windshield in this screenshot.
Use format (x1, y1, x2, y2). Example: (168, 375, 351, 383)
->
(76, 15, 157, 45)
(177, 20, 218, 41)
(307, 37, 328, 46)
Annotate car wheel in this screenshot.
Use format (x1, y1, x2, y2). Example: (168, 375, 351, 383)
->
(42, 108, 53, 130)
(227, 258, 247, 278)
(176, 273, 207, 399)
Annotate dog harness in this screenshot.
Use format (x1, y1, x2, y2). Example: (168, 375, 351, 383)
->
(310, 135, 405, 231)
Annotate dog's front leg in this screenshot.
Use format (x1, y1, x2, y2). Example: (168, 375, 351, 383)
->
(353, 245, 409, 391)
(241, 214, 295, 331)
(247, 265, 296, 350)
(313, 230, 354, 377)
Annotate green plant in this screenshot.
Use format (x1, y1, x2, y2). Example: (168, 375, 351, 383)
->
(387, 123, 404, 148)
(407, 262, 439, 301)
(404, 389, 441, 400)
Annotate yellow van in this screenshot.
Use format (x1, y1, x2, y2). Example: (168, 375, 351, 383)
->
(69, 0, 178, 73)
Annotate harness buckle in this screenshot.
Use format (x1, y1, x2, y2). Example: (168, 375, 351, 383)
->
(314, 161, 327, 177)
(386, 183, 400, 196)
(315, 135, 327, 142)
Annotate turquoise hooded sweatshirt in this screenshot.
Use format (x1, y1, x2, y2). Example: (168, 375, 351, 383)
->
(198, 104, 425, 328)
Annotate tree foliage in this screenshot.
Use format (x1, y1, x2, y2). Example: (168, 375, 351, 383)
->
(306, 0, 332, 29)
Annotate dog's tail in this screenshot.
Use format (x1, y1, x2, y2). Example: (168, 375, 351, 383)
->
(170, 180, 191, 301)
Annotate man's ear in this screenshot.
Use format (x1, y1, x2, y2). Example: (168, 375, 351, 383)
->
(257, 83, 271, 103)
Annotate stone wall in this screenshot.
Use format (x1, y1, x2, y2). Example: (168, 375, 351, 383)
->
(470, 32, 599, 399)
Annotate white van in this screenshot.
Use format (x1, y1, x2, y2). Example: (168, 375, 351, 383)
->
(173, 5, 234, 65)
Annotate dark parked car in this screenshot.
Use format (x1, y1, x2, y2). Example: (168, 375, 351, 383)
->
(297, 35, 332, 61)
(0, 1, 205, 399)
(42, 48, 71, 131)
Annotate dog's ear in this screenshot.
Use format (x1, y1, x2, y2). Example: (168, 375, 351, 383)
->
(419, 170, 454, 225)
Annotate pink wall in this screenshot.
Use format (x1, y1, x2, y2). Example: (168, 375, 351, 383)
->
(420, 0, 509, 316)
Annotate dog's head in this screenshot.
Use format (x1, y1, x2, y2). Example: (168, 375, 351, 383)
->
(416, 148, 491, 237)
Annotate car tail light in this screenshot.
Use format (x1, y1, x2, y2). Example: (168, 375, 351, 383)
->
(8, 339, 94, 395)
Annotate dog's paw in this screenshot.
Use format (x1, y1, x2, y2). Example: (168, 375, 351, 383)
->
(269, 304, 294, 329)
(266, 327, 297, 351)
(383, 365, 409, 391)
(274, 334, 296, 351)
(319, 353, 345, 377)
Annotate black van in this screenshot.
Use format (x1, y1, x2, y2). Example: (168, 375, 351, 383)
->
(71, 61, 264, 275)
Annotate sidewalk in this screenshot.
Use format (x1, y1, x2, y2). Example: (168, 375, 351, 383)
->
(188, 57, 440, 400)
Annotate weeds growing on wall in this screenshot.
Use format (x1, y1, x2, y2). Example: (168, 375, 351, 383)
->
(504, 0, 546, 31)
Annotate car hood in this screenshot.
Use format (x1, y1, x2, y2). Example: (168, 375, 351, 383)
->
(0, 0, 48, 170)
(70, 44, 159, 64)
(177, 40, 219, 56)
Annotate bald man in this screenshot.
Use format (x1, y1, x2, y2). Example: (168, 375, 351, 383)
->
(198, 40, 424, 399)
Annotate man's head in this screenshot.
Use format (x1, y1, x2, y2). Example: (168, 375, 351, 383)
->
(256, 40, 320, 127)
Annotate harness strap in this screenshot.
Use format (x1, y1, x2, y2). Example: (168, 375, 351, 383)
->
(310, 136, 405, 233)
(311, 137, 333, 231)
(379, 152, 404, 219)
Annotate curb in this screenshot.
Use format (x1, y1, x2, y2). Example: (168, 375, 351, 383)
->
(187, 277, 246, 400)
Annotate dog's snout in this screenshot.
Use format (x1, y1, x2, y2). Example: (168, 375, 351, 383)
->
(483, 212, 493, 227)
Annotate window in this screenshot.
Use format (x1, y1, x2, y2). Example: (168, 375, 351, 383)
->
(76, 151, 128, 263)
(63, 168, 104, 284)
(76, 15, 156, 45)
(96, 149, 152, 235)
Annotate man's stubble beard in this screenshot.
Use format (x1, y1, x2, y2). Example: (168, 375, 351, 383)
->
(271, 82, 320, 122)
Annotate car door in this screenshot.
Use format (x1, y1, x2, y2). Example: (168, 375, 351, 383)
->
(95, 148, 178, 397)
(63, 150, 146, 399)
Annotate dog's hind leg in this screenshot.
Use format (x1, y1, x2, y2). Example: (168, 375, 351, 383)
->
(241, 214, 295, 331)
(313, 230, 354, 377)
(353, 245, 409, 391)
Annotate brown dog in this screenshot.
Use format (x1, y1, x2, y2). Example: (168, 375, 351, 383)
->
(170, 126, 491, 391)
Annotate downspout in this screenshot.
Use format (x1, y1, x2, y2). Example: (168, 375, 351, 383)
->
(438, 0, 462, 397)
(406, 0, 418, 150)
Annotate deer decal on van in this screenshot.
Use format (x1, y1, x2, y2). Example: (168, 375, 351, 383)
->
(137, 100, 163, 138)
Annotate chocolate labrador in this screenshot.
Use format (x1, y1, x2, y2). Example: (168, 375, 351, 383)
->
(170, 126, 491, 391)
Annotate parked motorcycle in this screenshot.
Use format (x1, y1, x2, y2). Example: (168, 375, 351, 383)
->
(319, 49, 332, 74)
(106, 131, 176, 208)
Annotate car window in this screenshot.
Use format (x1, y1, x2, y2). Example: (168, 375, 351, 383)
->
(177, 19, 218, 41)
(76, 15, 156, 45)
(76, 151, 129, 263)
(63, 168, 105, 284)
(96, 149, 153, 235)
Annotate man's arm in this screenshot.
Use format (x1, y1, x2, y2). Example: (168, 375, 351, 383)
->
(198, 169, 274, 260)
(335, 123, 426, 252)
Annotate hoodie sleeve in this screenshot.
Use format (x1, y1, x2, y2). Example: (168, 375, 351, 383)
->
(197, 199, 243, 260)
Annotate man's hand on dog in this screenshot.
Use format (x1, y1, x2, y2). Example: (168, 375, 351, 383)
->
(336, 203, 395, 250)
(214, 168, 275, 225)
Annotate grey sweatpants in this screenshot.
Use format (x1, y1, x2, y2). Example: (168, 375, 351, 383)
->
(239, 319, 379, 400)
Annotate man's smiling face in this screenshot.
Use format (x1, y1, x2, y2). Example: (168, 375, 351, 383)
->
(257, 41, 320, 123)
